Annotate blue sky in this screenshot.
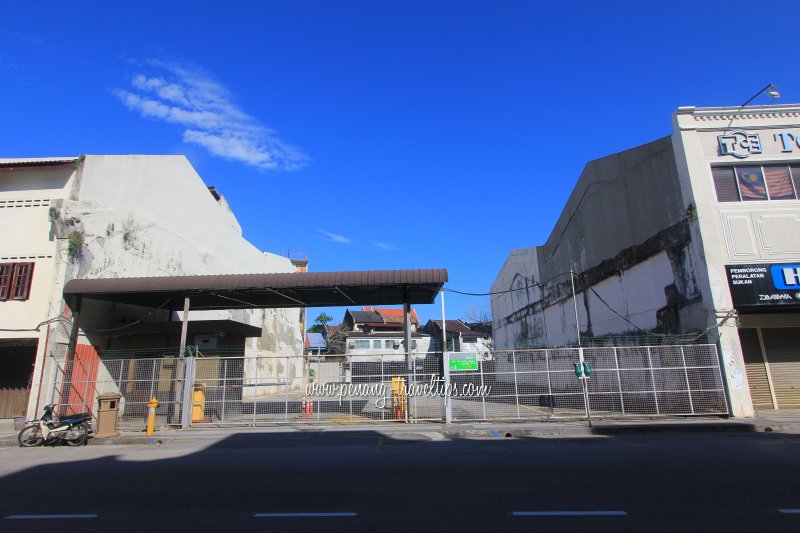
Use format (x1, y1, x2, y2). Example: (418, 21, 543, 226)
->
(3, 1, 800, 326)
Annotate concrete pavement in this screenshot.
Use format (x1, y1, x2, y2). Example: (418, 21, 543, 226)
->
(3, 410, 800, 447)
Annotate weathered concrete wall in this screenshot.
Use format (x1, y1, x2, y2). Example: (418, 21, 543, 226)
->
(490, 248, 540, 350)
(491, 137, 707, 349)
(20, 155, 303, 417)
(45, 156, 302, 361)
(541, 137, 686, 275)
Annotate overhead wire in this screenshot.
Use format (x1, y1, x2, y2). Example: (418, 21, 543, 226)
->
(443, 271, 573, 297)
(444, 270, 737, 341)
(0, 316, 72, 333)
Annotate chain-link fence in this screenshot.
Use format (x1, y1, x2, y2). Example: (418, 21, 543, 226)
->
(449, 344, 728, 421)
(52, 356, 191, 429)
(189, 353, 443, 426)
(50, 344, 727, 430)
(51, 351, 444, 430)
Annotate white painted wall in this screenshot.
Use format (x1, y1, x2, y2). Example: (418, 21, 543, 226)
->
(1, 155, 304, 418)
(588, 253, 674, 336)
(345, 336, 432, 362)
(0, 164, 76, 338)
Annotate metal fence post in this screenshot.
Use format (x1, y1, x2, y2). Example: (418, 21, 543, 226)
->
(613, 347, 625, 415)
(646, 347, 660, 415)
(579, 347, 592, 427)
(148, 359, 157, 409)
(253, 356, 259, 426)
(544, 349, 554, 417)
(679, 346, 695, 415)
(181, 355, 196, 429)
(221, 359, 228, 423)
(81, 359, 92, 415)
(511, 350, 520, 419)
(443, 351, 452, 424)
(410, 352, 417, 424)
(479, 358, 487, 421)
(285, 357, 290, 422)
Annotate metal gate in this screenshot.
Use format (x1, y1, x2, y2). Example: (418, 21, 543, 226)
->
(50, 344, 727, 430)
(449, 345, 728, 421)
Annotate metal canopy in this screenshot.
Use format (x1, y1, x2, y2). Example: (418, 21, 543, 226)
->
(63, 269, 448, 310)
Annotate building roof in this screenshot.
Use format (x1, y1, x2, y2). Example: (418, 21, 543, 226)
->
(465, 321, 493, 335)
(345, 331, 427, 339)
(423, 319, 492, 338)
(425, 319, 474, 333)
(364, 307, 420, 324)
(63, 269, 448, 311)
(0, 157, 79, 169)
(305, 332, 327, 349)
(347, 310, 383, 323)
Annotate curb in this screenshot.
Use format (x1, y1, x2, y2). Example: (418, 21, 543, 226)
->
(2, 419, 799, 447)
(589, 422, 758, 435)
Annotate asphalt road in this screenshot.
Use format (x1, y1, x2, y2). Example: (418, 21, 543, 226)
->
(0, 430, 799, 532)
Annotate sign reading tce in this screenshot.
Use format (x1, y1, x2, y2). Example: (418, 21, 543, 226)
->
(726, 264, 800, 308)
(718, 130, 800, 159)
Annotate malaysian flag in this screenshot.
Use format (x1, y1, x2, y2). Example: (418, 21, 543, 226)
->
(763, 165, 796, 200)
(736, 167, 767, 200)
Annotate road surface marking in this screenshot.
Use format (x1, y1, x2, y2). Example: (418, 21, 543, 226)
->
(5, 514, 99, 520)
(512, 511, 627, 517)
(778, 509, 800, 514)
(254, 512, 358, 518)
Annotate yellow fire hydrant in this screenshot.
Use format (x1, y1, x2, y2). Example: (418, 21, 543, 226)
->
(192, 383, 207, 423)
(146, 395, 159, 436)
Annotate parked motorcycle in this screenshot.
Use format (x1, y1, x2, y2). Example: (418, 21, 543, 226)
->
(18, 404, 92, 447)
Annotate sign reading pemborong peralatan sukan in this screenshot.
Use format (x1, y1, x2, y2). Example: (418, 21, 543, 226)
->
(726, 263, 800, 307)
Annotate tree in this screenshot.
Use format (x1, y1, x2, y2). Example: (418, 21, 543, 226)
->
(308, 312, 334, 333)
(322, 324, 347, 355)
(461, 303, 492, 324)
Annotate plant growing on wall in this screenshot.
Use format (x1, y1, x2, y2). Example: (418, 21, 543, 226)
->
(67, 230, 84, 258)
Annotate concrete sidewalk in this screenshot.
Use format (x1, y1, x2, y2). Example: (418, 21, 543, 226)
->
(2, 411, 800, 447)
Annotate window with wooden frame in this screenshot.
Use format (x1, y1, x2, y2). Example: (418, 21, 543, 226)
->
(0, 262, 35, 301)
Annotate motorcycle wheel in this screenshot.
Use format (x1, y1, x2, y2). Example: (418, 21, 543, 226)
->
(64, 423, 88, 446)
(18, 426, 44, 447)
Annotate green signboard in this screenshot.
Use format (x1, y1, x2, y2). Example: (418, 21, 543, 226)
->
(448, 352, 478, 371)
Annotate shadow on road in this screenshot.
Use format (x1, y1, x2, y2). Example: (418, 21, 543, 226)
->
(1, 428, 799, 532)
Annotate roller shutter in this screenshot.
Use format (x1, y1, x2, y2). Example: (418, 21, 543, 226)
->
(739, 329, 775, 410)
(762, 328, 800, 409)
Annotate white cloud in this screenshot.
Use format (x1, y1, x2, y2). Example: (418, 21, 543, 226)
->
(113, 59, 307, 171)
(372, 241, 397, 251)
(317, 229, 352, 244)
